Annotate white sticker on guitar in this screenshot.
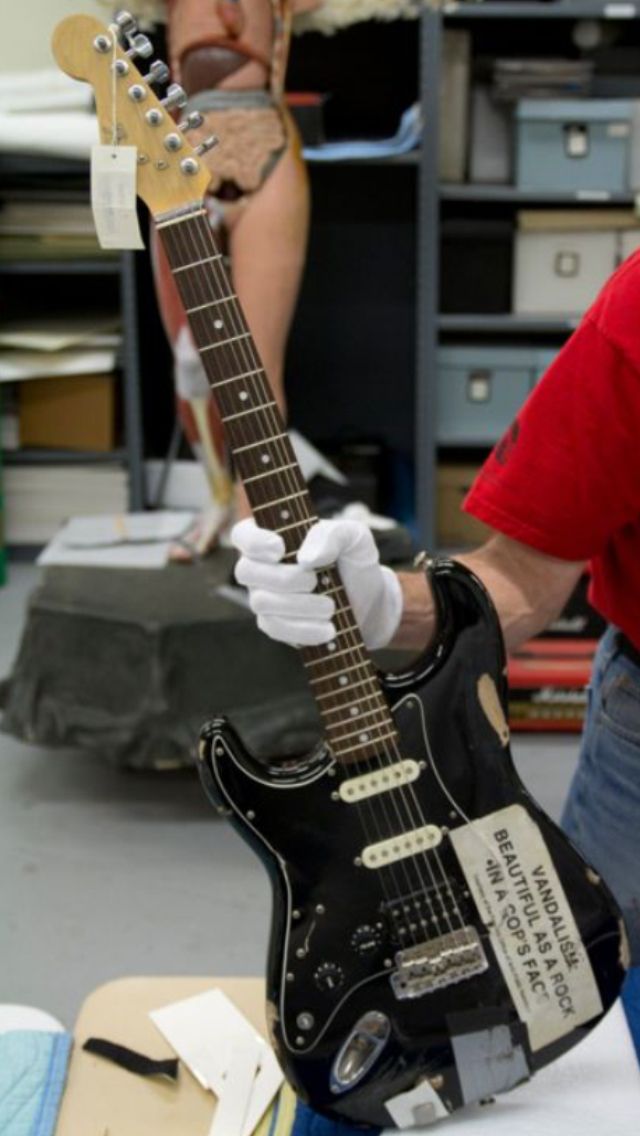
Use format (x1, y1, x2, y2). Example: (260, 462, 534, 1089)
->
(450, 804, 603, 1051)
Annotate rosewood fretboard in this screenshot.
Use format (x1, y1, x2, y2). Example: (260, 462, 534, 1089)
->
(156, 202, 399, 765)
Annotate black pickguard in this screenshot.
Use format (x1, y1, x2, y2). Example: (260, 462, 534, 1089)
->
(197, 559, 626, 1128)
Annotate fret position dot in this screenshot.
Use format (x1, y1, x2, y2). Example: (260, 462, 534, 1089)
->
(350, 706, 360, 716)
(359, 733, 370, 743)
(214, 319, 223, 330)
(238, 391, 248, 401)
(328, 642, 336, 652)
(339, 676, 348, 686)
(261, 454, 271, 464)
(321, 574, 331, 586)
(280, 509, 290, 520)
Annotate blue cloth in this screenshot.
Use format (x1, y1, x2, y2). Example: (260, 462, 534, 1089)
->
(561, 626, 640, 964)
(622, 968, 640, 1060)
(290, 1099, 380, 1136)
(303, 104, 421, 163)
(0, 1031, 72, 1136)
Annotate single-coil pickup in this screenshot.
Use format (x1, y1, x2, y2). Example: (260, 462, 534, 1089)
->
(362, 825, 442, 869)
(338, 760, 420, 804)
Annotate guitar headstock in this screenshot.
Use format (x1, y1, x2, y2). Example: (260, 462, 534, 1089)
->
(52, 11, 212, 217)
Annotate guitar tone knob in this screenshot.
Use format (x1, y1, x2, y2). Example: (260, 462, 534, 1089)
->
(313, 962, 344, 992)
(351, 925, 382, 955)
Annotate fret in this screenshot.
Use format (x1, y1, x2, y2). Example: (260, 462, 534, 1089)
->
(331, 730, 399, 758)
(210, 369, 265, 389)
(252, 490, 310, 512)
(234, 433, 288, 453)
(223, 401, 278, 422)
(274, 518, 313, 536)
(313, 667, 384, 695)
(316, 683, 388, 705)
(243, 461, 299, 484)
(303, 643, 368, 668)
(329, 622, 361, 636)
(171, 253, 223, 273)
(307, 660, 375, 686)
(199, 331, 252, 353)
(327, 721, 398, 746)
(322, 699, 390, 720)
(156, 209, 207, 229)
(186, 296, 237, 313)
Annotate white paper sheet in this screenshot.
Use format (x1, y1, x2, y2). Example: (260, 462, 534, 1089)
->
(381, 1000, 639, 1134)
(0, 110, 98, 160)
(150, 988, 284, 1136)
(0, 348, 117, 382)
(37, 512, 196, 569)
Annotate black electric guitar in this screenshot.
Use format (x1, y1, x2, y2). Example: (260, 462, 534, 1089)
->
(55, 15, 627, 1128)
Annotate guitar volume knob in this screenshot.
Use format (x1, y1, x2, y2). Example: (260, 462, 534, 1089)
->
(351, 925, 382, 955)
(314, 962, 344, 992)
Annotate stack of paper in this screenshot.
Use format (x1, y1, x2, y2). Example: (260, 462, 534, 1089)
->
(150, 989, 284, 1136)
(37, 511, 196, 569)
(0, 195, 108, 260)
(3, 465, 128, 544)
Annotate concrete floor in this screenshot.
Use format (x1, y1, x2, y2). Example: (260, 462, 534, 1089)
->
(0, 562, 580, 1030)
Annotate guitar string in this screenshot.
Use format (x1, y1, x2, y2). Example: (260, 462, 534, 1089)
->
(172, 216, 455, 948)
(168, 209, 460, 941)
(163, 213, 425, 944)
(164, 209, 459, 941)
(171, 209, 464, 941)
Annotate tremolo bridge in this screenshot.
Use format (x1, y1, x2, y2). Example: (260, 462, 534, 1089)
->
(390, 927, 488, 999)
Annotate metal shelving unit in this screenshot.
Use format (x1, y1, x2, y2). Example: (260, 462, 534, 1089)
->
(0, 155, 146, 515)
(415, 2, 640, 547)
(438, 313, 582, 332)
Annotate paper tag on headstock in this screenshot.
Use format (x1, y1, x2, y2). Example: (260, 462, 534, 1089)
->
(90, 144, 144, 250)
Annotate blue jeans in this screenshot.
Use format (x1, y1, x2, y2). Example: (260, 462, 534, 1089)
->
(561, 626, 640, 965)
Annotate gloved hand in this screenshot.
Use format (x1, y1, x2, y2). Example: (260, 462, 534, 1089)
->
(232, 517, 404, 650)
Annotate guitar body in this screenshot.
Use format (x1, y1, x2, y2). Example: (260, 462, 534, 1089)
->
(198, 559, 626, 1127)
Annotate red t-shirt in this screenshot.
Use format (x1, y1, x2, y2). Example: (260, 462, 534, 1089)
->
(464, 248, 640, 648)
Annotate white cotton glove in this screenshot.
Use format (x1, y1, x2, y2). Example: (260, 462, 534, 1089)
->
(232, 517, 404, 650)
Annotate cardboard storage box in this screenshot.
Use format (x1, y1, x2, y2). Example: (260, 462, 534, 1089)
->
(437, 345, 555, 444)
(437, 463, 492, 548)
(515, 98, 633, 192)
(19, 373, 116, 451)
(513, 209, 640, 314)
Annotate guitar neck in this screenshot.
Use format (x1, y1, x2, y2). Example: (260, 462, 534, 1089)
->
(156, 202, 398, 764)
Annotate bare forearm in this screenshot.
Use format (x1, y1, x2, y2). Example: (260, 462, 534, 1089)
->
(391, 535, 586, 654)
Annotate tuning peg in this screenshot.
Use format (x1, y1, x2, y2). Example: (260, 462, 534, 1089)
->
(126, 33, 153, 60)
(179, 111, 204, 132)
(114, 10, 138, 37)
(142, 60, 170, 86)
(195, 135, 219, 156)
(161, 83, 188, 112)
